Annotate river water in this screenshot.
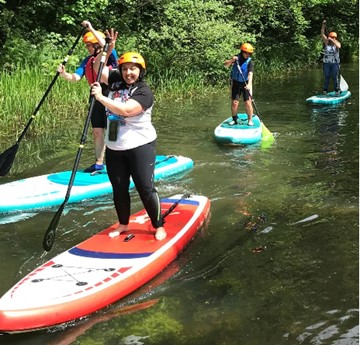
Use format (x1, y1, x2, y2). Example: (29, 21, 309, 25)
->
(0, 63, 358, 345)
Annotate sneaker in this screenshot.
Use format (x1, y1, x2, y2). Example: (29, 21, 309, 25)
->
(248, 120, 254, 126)
(229, 120, 237, 126)
(84, 163, 104, 173)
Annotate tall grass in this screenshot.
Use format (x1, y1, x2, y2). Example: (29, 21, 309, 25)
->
(148, 68, 219, 101)
(0, 65, 220, 140)
(0, 45, 346, 141)
(0, 64, 89, 140)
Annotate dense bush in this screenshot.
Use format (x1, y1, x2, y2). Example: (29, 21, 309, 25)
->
(0, 0, 358, 81)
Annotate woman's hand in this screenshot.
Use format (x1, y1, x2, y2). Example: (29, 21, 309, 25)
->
(91, 82, 103, 101)
(105, 28, 118, 49)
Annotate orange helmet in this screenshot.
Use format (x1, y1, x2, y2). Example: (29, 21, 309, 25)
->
(83, 31, 106, 44)
(240, 43, 254, 54)
(328, 32, 337, 38)
(118, 52, 146, 69)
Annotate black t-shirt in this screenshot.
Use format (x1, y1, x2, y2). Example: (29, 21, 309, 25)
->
(108, 69, 154, 109)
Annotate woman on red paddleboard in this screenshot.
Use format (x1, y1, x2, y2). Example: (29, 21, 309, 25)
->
(91, 29, 166, 241)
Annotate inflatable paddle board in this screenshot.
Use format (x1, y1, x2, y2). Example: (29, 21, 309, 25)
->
(0, 194, 210, 333)
(214, 113, 262, 145)
(306, 90, 351, 105)
(0, 155, 193, 213)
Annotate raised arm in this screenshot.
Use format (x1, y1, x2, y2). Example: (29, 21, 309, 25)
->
(329, 36, 341, 49)
(320, 20, 328, 43)
(82, 20, 106, 47)
(93, 29, 118, 84)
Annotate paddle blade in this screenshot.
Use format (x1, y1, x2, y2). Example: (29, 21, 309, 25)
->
(340, 75, 349, 92)
(261, 123, 275, 143)
(43, 203, 65, 251)
(0, 143, 19, 176)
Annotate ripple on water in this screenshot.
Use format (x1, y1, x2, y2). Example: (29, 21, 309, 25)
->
(294, 309, 359, 345)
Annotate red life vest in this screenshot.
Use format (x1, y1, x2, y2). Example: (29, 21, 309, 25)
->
(84, 55, 97, 85)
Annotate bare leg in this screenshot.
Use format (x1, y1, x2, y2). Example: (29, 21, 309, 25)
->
(244, 100, 253, 125)
(231, 99, 239, 118)
(92, 128, 105, 165)
(231, 99, 239, 123)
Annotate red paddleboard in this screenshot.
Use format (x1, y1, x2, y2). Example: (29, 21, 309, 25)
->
(0, 194, 210, 333)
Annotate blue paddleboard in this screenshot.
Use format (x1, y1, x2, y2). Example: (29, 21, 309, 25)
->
(0, 155, 194, 213)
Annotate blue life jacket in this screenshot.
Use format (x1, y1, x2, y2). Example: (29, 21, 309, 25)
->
(231, 57, 251, 82)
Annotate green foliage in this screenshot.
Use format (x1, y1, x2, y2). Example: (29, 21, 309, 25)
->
(0, 65, 89, 138)
(0, 0, 358, 87)
(143, 0, 239, 82)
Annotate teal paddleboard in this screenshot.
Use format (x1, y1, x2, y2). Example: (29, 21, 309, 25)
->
(214, 114, 262, 145)
(306, 90, 351, 105)
(0, 155, 193, 213)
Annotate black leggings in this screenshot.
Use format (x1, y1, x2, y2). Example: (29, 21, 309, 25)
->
(105, 141, 163, 229)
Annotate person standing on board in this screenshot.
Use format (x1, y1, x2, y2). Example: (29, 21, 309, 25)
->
(224, 43, 255, 126)
(91, 30, 166, 241)
(320, 20, 341, 96)
(58, 21, 118, 173)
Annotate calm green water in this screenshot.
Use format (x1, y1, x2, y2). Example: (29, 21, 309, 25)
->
(0, 63, 358, 345)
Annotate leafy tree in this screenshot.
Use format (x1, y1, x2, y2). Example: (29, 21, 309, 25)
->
(0, 0, 358, 79)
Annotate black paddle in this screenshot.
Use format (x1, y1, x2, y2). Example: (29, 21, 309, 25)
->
(155, 155, 175, 166)
(0, 27, 86, 177)
(42, 38, 111, 252)
(162, 193, 191, 221)
(235, 61, 274, 141)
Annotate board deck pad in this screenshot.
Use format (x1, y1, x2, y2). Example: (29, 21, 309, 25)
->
(0, 194, 210, 333)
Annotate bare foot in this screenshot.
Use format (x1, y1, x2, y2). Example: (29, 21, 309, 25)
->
(155, 227, 167, 241)
(108, 224, 128, 238)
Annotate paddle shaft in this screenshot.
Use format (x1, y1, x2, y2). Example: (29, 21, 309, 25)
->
(18, 28, 86, 144)
(43, 38, 111, 252)
(0, 27, 86, 177)
(155, 155, 174, 166)
(162, 194, 191, 221)
(235, 61, 262, 120)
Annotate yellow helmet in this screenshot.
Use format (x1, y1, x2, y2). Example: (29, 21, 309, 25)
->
(83, 31, 106, 44)
(118, 52, 146, 69)
(240, 43, 254, 54)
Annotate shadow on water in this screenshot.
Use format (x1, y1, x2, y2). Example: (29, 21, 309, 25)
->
(0, 63, 358, 345)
